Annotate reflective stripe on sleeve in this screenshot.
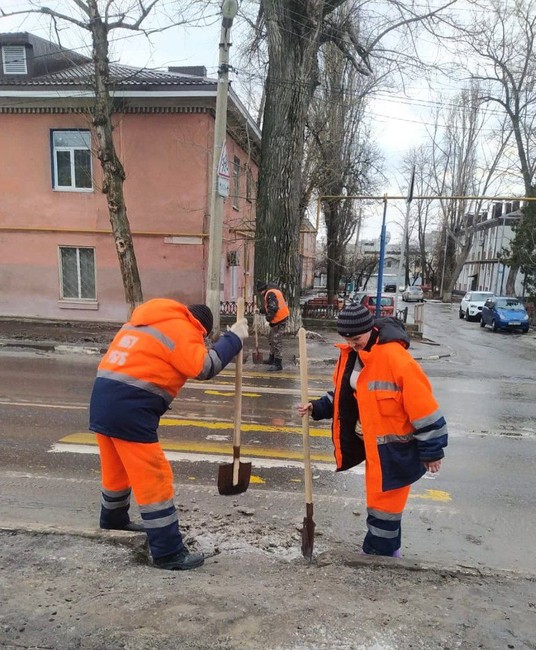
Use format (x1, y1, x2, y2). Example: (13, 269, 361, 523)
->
(121, 324, 176, 351)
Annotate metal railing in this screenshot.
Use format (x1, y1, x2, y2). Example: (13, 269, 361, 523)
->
(220, 301, 257, 316)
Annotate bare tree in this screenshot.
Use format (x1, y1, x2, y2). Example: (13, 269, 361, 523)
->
(401, 148, 440, 288)
(252, 0, 457, 314)
(427, 84, 506, 301)
(1, 0, 197, 316)
(459, 0, 536, 296)
(308, 42, 380, 303)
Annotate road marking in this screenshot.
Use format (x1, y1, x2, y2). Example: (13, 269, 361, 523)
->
(410, 489, 451, 502)
(159, 417, 331, 437)
(55, 432, 336, 462)
(51, 438, 344, 472)
(204, 390, 261, 398)
(181, 382, 324, 397)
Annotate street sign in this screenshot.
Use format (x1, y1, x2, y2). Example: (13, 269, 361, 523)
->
(217, 144, 230, 197)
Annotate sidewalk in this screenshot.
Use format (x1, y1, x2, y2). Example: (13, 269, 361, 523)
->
(0, 315, 451, 364)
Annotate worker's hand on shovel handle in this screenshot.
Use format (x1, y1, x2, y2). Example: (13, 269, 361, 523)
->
(297, 402, 313, 417)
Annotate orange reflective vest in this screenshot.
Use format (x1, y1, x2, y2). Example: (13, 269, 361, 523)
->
(264, 288, 289, 324)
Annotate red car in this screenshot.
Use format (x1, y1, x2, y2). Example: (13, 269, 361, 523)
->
(360, 293, 395, 317)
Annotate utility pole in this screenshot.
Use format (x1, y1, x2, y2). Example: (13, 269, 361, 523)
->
(205, 0, 238, 334)
(375, 196, 388, 318)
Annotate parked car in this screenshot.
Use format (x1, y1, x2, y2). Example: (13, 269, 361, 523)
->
(401, 286, 424, 302)
(360, 293, 395, 317)
(459, 290, 495, 321)
(383, 283, 397, 293)
(480, 297, 530, 333)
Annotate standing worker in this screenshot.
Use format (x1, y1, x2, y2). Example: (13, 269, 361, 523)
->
(297, 303, 447, 557)
(255, 279, 289, 372)
(89, 298, 248, 570)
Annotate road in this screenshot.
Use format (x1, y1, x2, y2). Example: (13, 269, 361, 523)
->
(1, 301, 535, 574)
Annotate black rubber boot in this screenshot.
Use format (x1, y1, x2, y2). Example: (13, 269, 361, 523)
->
(262, 354, 275, 365)
(267, 358, 283, 372)
(154, 548, 205, 571)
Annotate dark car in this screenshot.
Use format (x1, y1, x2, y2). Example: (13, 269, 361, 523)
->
(480, 296, 530, 333)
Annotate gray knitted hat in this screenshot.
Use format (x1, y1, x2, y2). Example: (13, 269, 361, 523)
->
(337, 303, 374, 337)
(188, 304, 213, 334)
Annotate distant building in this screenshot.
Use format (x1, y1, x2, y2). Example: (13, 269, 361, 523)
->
(455, 201, 526, 296)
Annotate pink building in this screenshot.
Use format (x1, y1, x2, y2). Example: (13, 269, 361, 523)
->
(0, 32, 260, 322)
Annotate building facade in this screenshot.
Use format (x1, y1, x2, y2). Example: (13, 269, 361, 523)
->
(455, 201, 526, 296)
(0, 32, 260, 322)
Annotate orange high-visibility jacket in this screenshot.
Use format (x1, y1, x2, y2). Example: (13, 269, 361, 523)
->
(356, 320, 448, 492)
(314, 318, 447, 491)
(89, 299, 241, 443)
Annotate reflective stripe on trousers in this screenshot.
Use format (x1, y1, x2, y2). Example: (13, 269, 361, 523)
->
(96, 433, 184, 559)
(362, 484, 410, 556)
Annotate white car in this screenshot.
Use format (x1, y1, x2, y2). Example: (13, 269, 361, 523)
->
(401, 286, 424, 302)
(459, 291, 495, 321)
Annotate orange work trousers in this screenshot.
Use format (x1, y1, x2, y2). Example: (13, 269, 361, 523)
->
(96, 433, 183, 559)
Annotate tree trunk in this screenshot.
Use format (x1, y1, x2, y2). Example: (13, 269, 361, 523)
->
(88, 1, 143, 318)
(254, 1, 323, 324)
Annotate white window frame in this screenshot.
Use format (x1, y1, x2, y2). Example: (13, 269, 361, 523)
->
(52, 130, 93, 192)
(58, 246, 97, 302)
(2, 45, 27, 75)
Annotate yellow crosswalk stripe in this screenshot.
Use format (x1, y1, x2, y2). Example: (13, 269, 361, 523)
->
(159, 417, 331, 437)
(58, 433, 336, 463)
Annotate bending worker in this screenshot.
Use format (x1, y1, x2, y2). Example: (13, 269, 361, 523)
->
(89, 298, 248, 571)
(297, 303, 447, 557)
(255, 279, 289, 372)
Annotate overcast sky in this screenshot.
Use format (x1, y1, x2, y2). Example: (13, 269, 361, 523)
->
(0, 1, 442, 242)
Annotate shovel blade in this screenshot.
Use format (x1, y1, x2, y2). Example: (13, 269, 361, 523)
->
(217, 460, 252, 495)
(301, 504, 315, 560)
(252, 350, 263, 364)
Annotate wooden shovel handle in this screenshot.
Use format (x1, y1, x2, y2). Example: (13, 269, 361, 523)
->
(298, 328, 313, 504)
(233, 298, 245, 484)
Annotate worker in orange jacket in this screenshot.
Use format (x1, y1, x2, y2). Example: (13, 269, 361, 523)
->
(298, 303, 447, 557)
(89, 299, 248, 570)
(256, 279, 289, 372)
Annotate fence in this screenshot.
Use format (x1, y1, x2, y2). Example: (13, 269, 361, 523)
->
(220, 301, 257, 316)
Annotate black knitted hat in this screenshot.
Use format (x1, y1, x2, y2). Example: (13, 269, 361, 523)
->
(337, 303, 374, 337)
(188, 304, 213, 334)
(256, 279, 268, 292)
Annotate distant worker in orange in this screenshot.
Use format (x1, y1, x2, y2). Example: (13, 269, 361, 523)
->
(256, 279, 289, 372)
(89, 299, 248, 570)
(297, 303, 447, 557)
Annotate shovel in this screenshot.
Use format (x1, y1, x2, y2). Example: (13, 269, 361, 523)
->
(298, 327, 315, 560)
(217, 297, 252, 495)
(252, 311, 263, 364)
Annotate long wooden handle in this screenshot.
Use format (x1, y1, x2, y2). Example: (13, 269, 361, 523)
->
(298, 328, 313, 504)
(233, 298, 245, 484)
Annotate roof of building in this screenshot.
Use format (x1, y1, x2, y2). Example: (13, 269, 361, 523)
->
(0, 31, 261, 144)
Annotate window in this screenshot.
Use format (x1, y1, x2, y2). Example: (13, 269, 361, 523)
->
(233, 156, 240, 209)
(52, 130, 93, 191)
(2, 45, 27, 74)
(59, 247, 96, 300)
